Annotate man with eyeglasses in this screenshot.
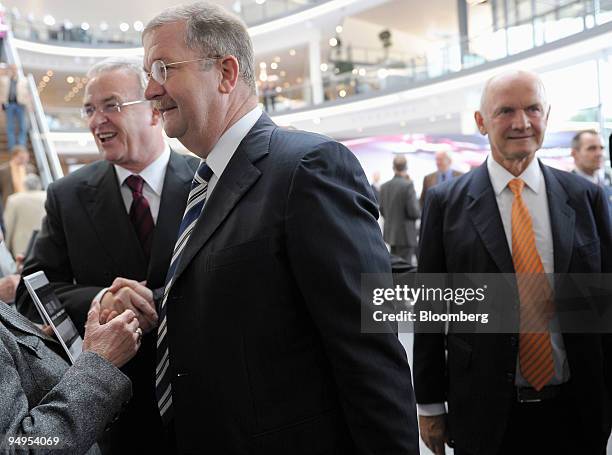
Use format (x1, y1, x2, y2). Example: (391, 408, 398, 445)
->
(15, 57, 199, 454)
(142, 2, 418, 454)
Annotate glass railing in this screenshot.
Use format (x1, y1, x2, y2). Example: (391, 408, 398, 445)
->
(261, 0, 612, 113)
(8, 0, 324, 47)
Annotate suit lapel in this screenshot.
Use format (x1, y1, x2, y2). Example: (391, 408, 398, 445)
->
(467, 162, 515, 273)
(172, 115, 274, 283)
(541, 163, 575, 273)
(0, 303, 58, 344)
(77, 162, 147, 275)
(147, 151, 195, 286)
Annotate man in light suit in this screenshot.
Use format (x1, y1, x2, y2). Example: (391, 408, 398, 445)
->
(15, 57, 198, 454)
(142, 2, 418, 453)
(379, 155, 420, 264)
(419, 150, 462, 209)
(415, 71, 611, 455)
(0, 299, 139, 454)
(4, 173, 46, 256)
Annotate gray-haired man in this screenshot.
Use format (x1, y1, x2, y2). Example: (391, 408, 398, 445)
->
(16, 57, 198, 453)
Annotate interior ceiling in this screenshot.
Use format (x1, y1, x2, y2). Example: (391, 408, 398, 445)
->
(353, 0, 458, 39)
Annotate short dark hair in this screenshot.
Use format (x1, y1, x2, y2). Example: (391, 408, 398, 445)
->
(393, 155, 407, 172)
(571, 129, 599, 151)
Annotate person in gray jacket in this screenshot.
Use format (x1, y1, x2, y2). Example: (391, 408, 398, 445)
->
(379, 155, 421, 264)
(0, 296, 141, 454)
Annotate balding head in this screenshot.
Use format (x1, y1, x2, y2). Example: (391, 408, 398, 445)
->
(435, 151, 451, 173)
(475, 70, 550, 176)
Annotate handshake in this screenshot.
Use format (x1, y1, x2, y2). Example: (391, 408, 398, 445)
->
(81, 278, 158, 369)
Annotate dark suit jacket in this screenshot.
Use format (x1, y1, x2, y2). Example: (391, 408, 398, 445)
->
(0, 302, 131, 455)
(165, 114, 418, 454)
(414, 160, 612, 454)
(419, 169, 462, 209)
(379, 175, 420, 247)
(15, 150, 198, 454)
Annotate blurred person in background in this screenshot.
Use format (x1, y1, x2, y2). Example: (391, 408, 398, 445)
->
(4, 173, 46, 257)
(0, 145, 31, 206)
(0, 64, 32, 152)
(571, 129, 612, 211)
(370, 170, 381, 202)
(420, 150, 462, 209)
(379, 155, 420, 264)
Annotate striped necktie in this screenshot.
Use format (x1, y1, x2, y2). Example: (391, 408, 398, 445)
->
(155, 161, 214, 423)
(508, 178, 555, 391)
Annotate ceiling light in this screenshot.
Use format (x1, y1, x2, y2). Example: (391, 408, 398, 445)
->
(270, 62, 278, 70)
(358, 68, 366, 76)
(273, 56, 281, 63)
(66, 76, 74, 83)
(329, 37, 338, 47)
(275, 86, 282, 93)
(320, 63, 328, 72)
(46, 70, 53, 76)
(81, 22, 90, 31)
(255, 0, 266, 4)
(336, 25, 343, 34)
(289, 49, 296, 56)
(42, 75, 50, 82)
(133, 21, 144, 32)
(43, 15, 55, 26)
(259, 62, 267, 69)
(119, 22, 129, 32)
(339, 89, 347, 97)
(377, 68, 389, 78)
(99, 21, 108, 31)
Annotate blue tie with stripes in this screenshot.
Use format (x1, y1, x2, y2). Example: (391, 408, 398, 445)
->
(155, 161, 213, 423)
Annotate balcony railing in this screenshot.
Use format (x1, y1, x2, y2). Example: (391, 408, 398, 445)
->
(8, 0, 324, 47)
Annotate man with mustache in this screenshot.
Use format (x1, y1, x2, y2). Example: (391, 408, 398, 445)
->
(141, 2, 419, 453)
(15, 57, 198, 453)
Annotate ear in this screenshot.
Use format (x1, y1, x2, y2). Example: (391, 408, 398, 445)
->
(218, 55, 240, 94)
(474, 111, 486, 135)
(150, 106, 161, 126)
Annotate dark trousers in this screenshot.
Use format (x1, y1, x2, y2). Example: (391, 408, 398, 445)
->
(390, 245, 415, 265)
(455, 385, 607, 455)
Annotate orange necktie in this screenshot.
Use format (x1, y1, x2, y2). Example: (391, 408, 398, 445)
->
(508, 178, 554, 391)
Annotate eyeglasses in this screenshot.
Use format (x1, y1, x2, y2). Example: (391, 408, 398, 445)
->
(146, 57, 222, 85)
(81, 99, 149, 119)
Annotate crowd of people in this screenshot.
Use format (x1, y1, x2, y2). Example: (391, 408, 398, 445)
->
(0, 2, 609, 454)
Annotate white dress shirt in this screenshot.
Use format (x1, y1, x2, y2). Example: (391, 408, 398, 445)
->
(418, 156, 570, 417)
(114, 144, 171, 224)
(202, 106, 263, 203)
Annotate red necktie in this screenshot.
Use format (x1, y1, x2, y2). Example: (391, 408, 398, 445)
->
(125, 175, 155, 262)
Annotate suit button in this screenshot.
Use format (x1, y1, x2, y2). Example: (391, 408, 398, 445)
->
(510, 336, 518, 347)
(506, 372, 514, 382)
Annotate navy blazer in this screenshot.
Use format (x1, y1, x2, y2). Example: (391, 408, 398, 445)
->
(414, 159, 612, 455)
(165, 113, 419, 454)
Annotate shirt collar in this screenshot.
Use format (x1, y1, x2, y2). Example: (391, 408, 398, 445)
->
(114, 143, 171, 196)
(205, 106, 263, 179)
(574, 167, 600, 185)
(487, 154, 542, 196)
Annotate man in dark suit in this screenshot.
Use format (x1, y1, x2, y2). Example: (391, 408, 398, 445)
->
(415, 71, 611, 455)
(419, 150, 462, 209)
(379, 155, 420, 264)
(142, 3, 418, 453)
(570, 129, 612, 212)
(15, 57, 198, 454)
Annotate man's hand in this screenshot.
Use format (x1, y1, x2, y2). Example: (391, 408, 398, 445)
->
(419, 414, 449, 455)
(100, 278, 157, 333)
(83, 300, 141, 368)
(15, 254, 25, 274)
(0, 274, 20, 302)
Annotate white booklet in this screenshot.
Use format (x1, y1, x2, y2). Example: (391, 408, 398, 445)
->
(23, 271, 83, 364)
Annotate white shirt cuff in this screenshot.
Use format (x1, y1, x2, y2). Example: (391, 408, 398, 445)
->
(417, 403, 446, 416)
(93, 287, 109, 305)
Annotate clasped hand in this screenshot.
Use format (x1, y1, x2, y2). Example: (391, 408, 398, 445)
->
(99, 278, 158, 333)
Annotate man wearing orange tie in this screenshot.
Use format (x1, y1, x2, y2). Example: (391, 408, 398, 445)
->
(414, 71, 611, 455)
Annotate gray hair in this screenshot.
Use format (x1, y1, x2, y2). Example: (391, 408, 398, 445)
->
(24, 173, 42, 191)
(86, 57, 148, 97)
(143, 1, 256, 93)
